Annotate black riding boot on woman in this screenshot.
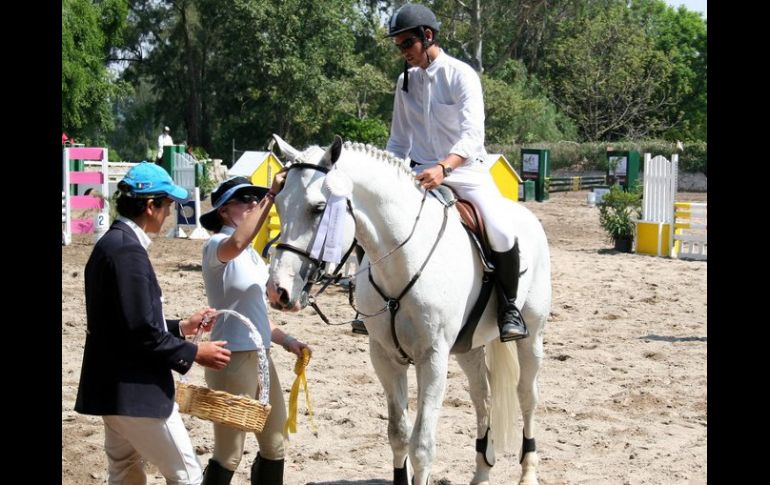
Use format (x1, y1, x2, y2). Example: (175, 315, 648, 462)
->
(491, 241, 529, 342)
(201, 459, 234, 485)
(250, 453, 284, 485)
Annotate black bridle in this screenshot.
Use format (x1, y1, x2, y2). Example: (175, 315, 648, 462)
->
(273, 162, 359, 318)
(274, 160, 449, 365)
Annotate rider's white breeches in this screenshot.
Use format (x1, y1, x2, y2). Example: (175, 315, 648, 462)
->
(413, 162, 518, 252)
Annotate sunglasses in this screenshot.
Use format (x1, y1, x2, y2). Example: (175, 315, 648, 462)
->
(228, 193, 261, 204)
(395, 36, 420, 51)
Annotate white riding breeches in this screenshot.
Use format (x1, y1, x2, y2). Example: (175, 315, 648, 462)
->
(412, 161, 517, 252)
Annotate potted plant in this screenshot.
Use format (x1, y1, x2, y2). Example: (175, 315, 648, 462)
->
(597, 184, 642, 252)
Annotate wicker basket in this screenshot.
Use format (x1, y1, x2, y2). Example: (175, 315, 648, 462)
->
(176, 382, 271, 433)
(176, 309, 272, 432)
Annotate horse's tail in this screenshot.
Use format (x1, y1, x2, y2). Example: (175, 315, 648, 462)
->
(486, 339, 520, 454)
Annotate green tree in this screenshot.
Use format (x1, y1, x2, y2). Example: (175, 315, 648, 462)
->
(483, 60, 576, 144)
(629, 0, 706, 141)
(542, 5, 676, 141)
(200, 0, 379, 154)
(429, 0, 608, 75)
(116, 0, 374, 157)
(62, 0, 129, 144)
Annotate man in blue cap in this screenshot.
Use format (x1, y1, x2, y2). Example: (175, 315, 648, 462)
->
(75, 162, 232, 485)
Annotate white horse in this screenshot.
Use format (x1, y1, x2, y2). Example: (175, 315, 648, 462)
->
(266, 135, 551, 485)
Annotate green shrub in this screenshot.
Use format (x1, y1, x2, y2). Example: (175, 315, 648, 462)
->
(597, 184, 643, 243)
(195, 160, 217, 198)
(333, 116, 389, 146)
(488, 140, 706, 173)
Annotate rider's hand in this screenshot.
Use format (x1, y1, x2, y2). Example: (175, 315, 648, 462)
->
(415, 165, 444, 190)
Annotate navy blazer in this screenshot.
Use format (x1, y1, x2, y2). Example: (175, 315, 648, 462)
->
(75, 220, 198, 418)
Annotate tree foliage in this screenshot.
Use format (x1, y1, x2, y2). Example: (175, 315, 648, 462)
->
(483, 60, 576, 144)
(629, 0, 707, 141)
(63, 0, 707, 162)
(62, 0, 130, 144)
(542, 5, 677, 140)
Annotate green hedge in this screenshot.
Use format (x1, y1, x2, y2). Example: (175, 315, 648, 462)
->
(487, 140, 706, 174)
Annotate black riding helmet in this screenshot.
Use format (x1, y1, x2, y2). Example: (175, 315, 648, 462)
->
(386, 3, 441, 38)
(387, 4, 441, 93)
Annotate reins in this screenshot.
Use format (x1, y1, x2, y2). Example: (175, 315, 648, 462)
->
(274, 162, 451, 363)
(365, 199, 449, 365)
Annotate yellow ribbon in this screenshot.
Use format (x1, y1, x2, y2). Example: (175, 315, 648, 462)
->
(284, 347, 317, 437)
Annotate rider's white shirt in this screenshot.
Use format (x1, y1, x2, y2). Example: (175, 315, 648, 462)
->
(386, 48, 487, 170)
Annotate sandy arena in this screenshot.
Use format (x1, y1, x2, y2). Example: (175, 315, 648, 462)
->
(62, 190, 707, 484)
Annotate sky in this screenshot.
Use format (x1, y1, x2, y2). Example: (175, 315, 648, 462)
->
(663, 0, 707, 18)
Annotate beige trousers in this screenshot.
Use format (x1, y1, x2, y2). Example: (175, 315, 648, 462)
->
(204, 350, 287, 471)
(102, 404, 202, 484)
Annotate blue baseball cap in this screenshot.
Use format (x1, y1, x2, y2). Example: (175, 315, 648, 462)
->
(118, 161, 189, 202)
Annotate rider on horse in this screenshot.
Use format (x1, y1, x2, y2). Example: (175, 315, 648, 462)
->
(385, 3, 528, 342)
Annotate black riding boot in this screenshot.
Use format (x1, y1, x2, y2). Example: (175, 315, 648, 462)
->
(201, 459, 235, 485)
(250, 453, 284, 485)
(491, 242, 529, 342)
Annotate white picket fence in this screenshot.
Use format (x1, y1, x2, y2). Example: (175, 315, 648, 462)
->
(642, 154, 678, 225)
(637, 153, 706, 260)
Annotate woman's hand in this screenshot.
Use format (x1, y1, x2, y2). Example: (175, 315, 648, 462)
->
(270, 171, 287, 195)
(282, 334, 312, 358)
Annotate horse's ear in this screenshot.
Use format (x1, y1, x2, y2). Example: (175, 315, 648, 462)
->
(320, 135, 343, 169)
(272, 134, 301, 162)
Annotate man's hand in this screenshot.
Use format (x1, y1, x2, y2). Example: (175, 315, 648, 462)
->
(415, 165, 445, 190)
(195, 341, 231, 369)
(181, 307, 219, 338)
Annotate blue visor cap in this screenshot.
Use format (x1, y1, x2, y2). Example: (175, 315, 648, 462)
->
(120, 162, 190, 202)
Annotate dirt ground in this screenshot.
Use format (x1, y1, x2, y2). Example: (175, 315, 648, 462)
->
(62, 190, 707, 484)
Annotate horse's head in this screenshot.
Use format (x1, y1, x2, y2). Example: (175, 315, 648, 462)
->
(266, 134, 356, 311)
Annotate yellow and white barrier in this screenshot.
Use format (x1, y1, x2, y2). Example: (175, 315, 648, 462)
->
(672, 202, 707, 260)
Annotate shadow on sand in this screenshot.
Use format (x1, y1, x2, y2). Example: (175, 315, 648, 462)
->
(640, 334, 707, 343)
(307, 481, 390, 485)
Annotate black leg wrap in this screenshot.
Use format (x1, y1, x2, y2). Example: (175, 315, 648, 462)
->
(393, 457, 409, 485)
(475, 427, 494, 467)
(519, 434, 537, 464)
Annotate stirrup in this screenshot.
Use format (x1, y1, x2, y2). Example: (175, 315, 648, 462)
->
(500, 323, 529, 342)
(498, 308, 528, 342)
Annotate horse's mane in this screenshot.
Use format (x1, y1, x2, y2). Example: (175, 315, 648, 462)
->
(293, 140, 419, 189)
(341, 141, 418, 185)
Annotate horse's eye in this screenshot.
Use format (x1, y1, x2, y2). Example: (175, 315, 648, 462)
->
(312, 202, 326, 214)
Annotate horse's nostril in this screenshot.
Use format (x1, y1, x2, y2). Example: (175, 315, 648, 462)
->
(278, 287, 290, 305)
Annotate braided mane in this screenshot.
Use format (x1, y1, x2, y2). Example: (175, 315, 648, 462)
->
(341, 141, 418, 184)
